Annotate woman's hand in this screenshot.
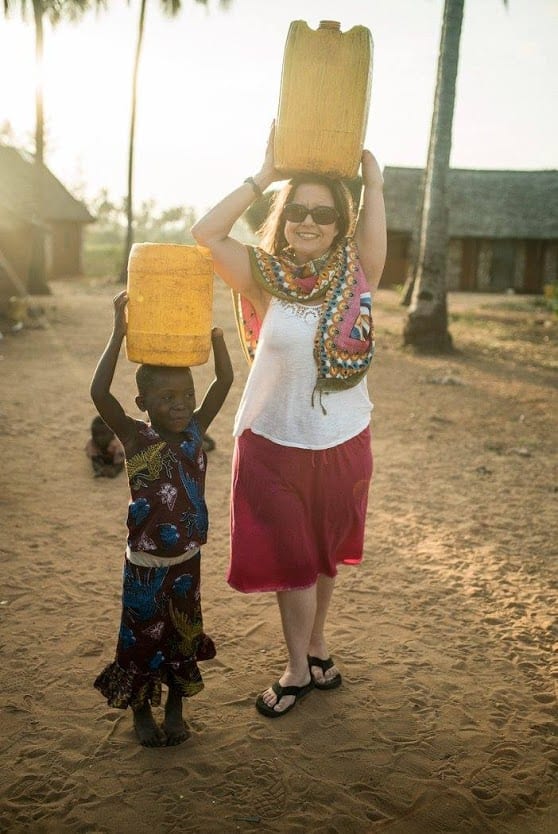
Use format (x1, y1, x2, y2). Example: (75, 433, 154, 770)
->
(254, 121, 281, 189)
(361, 150, 384, 190)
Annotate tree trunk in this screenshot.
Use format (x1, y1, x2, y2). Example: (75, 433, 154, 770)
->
(120, 0, 147, 283)
(400, 169, 427, 307)
(403, 0, 464, 351)
(28, 0, 50, 296)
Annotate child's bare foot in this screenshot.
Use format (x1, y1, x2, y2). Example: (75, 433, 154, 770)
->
(162, 713, 190, 746)
(163, 686, 190, 746)
(132, 703, 167, 747)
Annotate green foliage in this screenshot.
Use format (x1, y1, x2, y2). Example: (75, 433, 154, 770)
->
(83, 190, 198, 277)
(82, 242, 122, 278)
(3, 1, 107, 25)
(543, 282, 558, 316)
(244, 193, 274, 234)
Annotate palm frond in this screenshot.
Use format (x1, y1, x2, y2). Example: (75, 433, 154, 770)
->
(161, 0, 183, 14)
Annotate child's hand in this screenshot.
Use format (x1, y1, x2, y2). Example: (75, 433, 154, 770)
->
(113, 291, 128, 339)
(210, 326, 233, 387)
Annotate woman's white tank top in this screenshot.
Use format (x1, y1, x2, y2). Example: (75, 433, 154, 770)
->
(233, 296, 373, 450)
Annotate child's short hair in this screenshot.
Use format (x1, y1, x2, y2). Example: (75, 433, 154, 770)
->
(135, 364, 192, 397)
(136, 365, 161, 397)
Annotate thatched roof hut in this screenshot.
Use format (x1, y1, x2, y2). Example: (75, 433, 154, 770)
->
(0, 144, 94, 295)
(383, 167, 558, 292)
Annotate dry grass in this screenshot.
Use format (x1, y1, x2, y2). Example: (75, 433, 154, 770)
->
(375, 289, 558, 373)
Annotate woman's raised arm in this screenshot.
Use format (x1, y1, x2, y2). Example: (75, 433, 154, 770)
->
(192, 126, 280, 298)
(354, 150, 387, 293)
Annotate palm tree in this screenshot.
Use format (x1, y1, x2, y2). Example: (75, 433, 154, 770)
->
(402, 0, 463, 351)
(3, 1, 106, 294)
(403, 0, 507, 351)
(120, 0, 232, 281)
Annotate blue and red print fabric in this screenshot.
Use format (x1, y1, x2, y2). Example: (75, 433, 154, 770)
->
(125, 417, 208, 558)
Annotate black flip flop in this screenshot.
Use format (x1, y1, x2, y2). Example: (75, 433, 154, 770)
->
(307, 655, 342, 690)
(255, 680, 314, 718)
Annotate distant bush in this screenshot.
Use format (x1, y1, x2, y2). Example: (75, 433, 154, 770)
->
(83, 190, 198, 278)
(543, 282, 558, 316)
(83, 242, 122, 278)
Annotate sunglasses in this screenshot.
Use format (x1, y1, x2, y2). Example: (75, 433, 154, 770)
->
(283, 203, 338, 225)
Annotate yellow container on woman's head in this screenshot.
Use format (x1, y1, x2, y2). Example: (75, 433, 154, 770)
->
(275, 20, 373, 179)
(126, 243, 214, 367)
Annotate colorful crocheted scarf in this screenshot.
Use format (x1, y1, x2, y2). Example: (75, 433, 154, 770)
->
(233, 237, 375, 400)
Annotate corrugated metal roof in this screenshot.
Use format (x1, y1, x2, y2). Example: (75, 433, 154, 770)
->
(384, 167, 558, 239)
(0, 144, 94, 224)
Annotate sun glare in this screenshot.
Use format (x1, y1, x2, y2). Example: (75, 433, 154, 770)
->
(1, 0, 556, 211)
(0, 23, 35, 141)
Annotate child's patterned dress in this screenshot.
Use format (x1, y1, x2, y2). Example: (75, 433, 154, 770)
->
(94, 417, 215, 709)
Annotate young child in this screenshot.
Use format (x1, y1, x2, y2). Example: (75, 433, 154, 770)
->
(85, 415, 125, 478)
(90, 290, 233, 747)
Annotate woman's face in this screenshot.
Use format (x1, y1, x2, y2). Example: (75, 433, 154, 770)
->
(283, 182, 339, 264)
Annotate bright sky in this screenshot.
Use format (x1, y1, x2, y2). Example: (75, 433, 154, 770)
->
(0, 0, 556, 215)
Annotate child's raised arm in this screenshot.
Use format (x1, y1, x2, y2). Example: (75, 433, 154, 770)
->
(90, 291, 135, 446)
(195, 327, 234, 434)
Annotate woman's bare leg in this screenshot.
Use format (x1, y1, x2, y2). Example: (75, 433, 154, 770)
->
(259, 585, 316, 713)
(308, 574, 341, 685)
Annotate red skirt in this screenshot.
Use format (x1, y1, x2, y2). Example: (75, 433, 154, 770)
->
(228, 428, 373, 593)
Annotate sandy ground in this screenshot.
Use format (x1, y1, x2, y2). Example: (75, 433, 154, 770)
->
(0, 275, 557, 834)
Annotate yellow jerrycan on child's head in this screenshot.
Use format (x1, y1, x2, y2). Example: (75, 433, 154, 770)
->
(274, 20, 373, 179)
(126, 242, 214, 367)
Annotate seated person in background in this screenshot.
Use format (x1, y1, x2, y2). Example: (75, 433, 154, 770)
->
(85, 415, 125, 478)
(202, 433, 216, 453)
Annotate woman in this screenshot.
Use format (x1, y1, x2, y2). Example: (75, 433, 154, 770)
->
(192, 128, 386, 717)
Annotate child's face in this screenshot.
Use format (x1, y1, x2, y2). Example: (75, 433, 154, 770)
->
(137, 367, 196, 436)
